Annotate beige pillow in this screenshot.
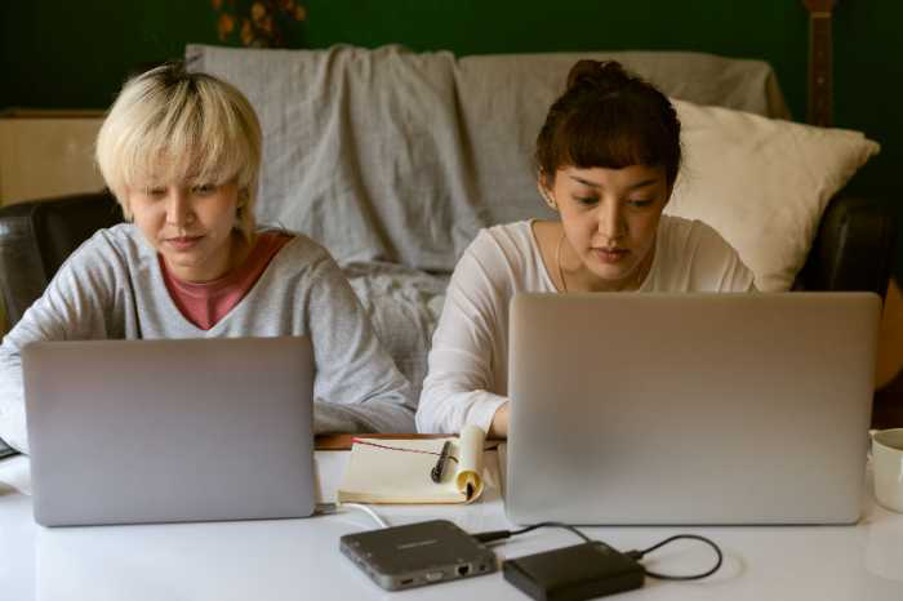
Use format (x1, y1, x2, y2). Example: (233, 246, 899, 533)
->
(665, 99, 880, 292)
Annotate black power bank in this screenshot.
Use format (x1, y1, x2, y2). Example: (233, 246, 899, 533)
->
(503, 541, 644, 600)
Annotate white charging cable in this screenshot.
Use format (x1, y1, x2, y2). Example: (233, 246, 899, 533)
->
(317, 501, 389, 528)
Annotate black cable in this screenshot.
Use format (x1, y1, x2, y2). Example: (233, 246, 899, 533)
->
(509, 521, 594, 543)
(624, 534, 723, 581)
(472, 521, 592, 544)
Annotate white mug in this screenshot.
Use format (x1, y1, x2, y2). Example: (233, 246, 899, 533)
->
(872, 428, 902, 513)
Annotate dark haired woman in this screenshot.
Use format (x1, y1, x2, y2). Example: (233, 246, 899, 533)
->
(417, 60, 755, 437)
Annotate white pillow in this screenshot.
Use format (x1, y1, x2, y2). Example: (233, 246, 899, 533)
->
(665, 99, 880, 292)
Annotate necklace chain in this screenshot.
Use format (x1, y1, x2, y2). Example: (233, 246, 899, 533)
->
(555, 229, 569, 293)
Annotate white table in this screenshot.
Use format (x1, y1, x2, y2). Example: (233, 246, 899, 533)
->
(0, 451, 900, 600)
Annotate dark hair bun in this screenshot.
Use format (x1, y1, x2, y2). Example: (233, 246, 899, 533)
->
(535, 58, 682, 190)
(565, 60, 632, 93)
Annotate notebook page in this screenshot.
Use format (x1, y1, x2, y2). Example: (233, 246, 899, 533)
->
(337, 426, 486, 504)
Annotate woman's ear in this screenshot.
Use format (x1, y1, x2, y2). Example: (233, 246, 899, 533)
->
(536, 173, 557, 211)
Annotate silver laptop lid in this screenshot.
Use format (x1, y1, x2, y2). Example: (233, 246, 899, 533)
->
(506, 293, 880, 525)
(24, 336, 317, 526)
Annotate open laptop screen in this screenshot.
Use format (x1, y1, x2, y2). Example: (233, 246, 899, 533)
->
(24, 336, 316, 526)
(506, 292, 879, 525)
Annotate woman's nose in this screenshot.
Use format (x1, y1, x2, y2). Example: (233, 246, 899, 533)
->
(596, 203, 625, 241)
(165, 190, 193, 226)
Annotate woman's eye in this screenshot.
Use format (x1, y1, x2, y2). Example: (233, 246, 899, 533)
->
(146, 188, 166, 199)
(192, 183, 217, 195)
(628, 199, 653, 208)
(573, 196, 598, 206)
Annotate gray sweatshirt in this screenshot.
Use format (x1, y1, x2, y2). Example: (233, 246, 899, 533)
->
(0, 224, 415, 453)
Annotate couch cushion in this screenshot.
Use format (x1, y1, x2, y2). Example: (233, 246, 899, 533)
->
(666, 99, 880, 291)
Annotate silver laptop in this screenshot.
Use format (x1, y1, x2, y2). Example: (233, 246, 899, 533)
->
(23, 336, 317, 527)
(506, 293, 880, 525)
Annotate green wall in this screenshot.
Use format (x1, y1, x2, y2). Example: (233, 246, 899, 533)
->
(2, 0, 900, 203)
(1, 1, 221, 110)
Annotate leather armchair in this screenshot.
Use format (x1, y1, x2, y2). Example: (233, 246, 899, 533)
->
(0, 190, 895, 331)
(0, 190, 123, 327)
(794, 195, 895, 294)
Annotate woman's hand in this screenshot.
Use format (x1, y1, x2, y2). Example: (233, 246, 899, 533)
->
(488, 402, 510, 439)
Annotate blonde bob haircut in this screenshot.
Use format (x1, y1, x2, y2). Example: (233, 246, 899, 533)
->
(95, 62, 262, 240)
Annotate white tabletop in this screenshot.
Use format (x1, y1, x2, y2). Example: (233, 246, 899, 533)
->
(0, 451, 900, 600)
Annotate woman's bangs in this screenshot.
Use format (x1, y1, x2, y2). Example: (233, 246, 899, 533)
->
(118, 126, 174, 191)
(557, 108, 662, 172)
(123, 95, 245, 190)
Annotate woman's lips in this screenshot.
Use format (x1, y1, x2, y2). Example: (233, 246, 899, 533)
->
(593, 248, 629, 264)
(165, 235, 203, 251)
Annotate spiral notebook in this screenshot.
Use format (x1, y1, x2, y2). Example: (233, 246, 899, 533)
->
(337, 426, 487, 504)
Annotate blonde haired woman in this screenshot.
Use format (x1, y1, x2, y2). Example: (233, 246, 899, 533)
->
(0, 63, 414, 453)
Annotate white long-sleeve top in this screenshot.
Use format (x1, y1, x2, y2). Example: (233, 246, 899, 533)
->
(416, 216, 755, 434)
